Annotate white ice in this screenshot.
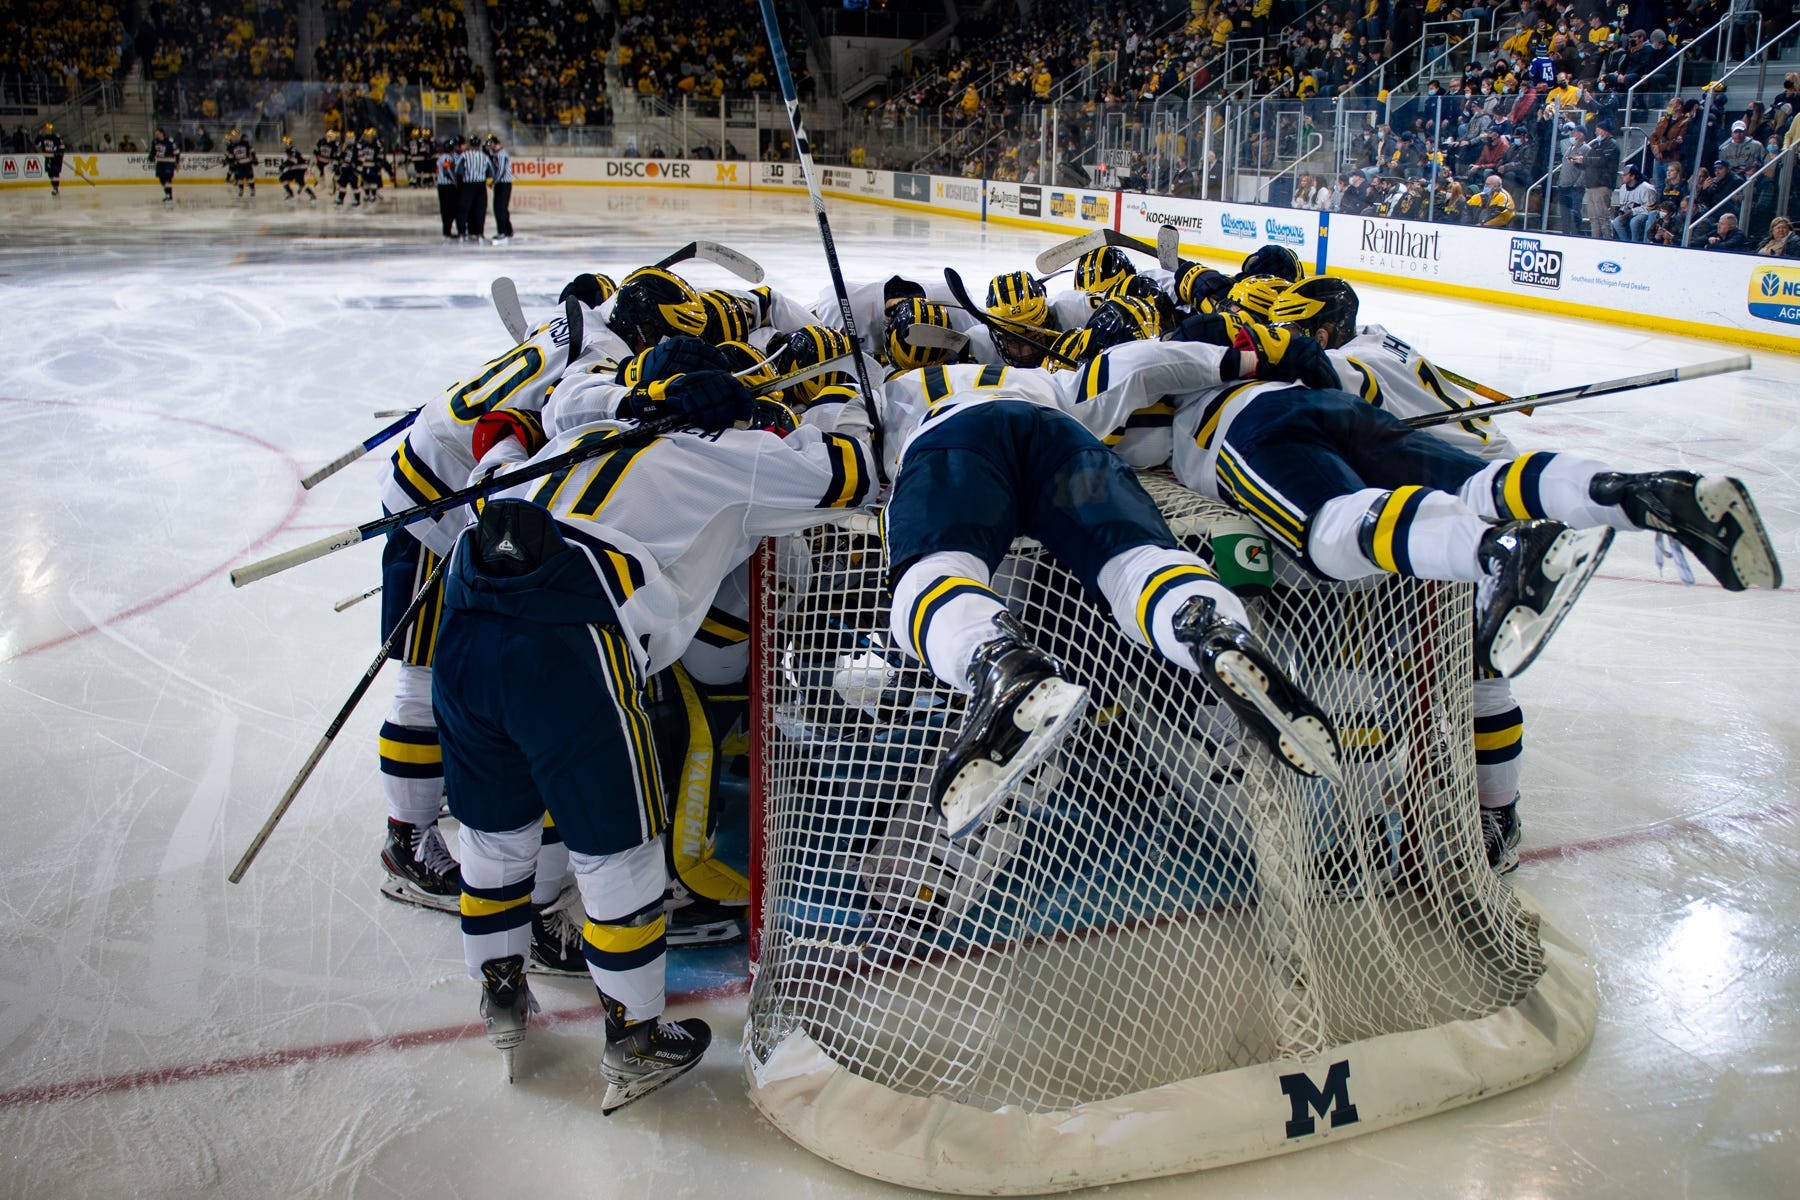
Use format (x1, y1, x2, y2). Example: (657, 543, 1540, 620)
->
(0, 184, 1795, 1199)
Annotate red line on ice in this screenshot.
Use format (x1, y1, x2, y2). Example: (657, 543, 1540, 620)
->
(0, 978, 749, 1110)
(3, 798, 1792, 1112)
(0, 397, 308, 663)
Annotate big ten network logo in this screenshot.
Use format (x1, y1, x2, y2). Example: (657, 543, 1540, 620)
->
(1507, 237, 1563, 290)
(1079, 194, 1110, 222)
(934, 178, 981, 204)
(514, 159, 564, 178)
(605, 160, 693, 179)
(1049, 191, 1076, 218)
(1263, 216, 1305, 247)
(1748, 264, 1800, 325)
(1219, 211, 1260, 240)
(1354, 219, 1443, 275)
(1019, 184, 1042, 218)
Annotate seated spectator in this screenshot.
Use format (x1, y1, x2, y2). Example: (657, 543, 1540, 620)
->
(1609, 167, 1658, 241)
(1719, 119, 1766, 176)
(1466, 173, 1516, 227)
(1757, 215, 1797, 258)
(1704, 212, 1746, 252)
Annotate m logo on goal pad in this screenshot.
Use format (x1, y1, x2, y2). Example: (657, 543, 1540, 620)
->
(1278, 1059, 1360, 1138)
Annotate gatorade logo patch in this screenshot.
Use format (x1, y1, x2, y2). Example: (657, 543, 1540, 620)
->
(1236, 540, 1271, 574)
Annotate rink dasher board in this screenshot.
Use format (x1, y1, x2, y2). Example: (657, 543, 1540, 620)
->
(14, 153, 1793, 354)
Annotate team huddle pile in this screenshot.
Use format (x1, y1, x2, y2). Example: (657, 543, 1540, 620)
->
(339, 240, 1780, 1113)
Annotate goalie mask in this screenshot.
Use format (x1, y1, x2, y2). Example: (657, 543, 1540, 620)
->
(699, 290, 752, 345)
(1238, 243, 1304, 283)
(884, 298, 958, 371)
(608, 267, 709, 352)
(781, 325, 858, 402)
(1074, 246, 1134, 296)
(1269, 276, 1360, 348)
(1223, 274, 1286, 323)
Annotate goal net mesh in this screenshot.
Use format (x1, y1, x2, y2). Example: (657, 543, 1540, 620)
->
(743, 474, 1559, 1164)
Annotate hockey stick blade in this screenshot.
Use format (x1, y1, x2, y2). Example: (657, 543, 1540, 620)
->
(692, 240, 766, 283)
(333, 584, 382, 612)
(1404, 355, 1752, 429)
(491, 277, 527, 344)
(1156, 225, 1181, 271)
(229, 357, 854, 586)
(1034, 229, 1108, 274)
(903, 324, 970, 353)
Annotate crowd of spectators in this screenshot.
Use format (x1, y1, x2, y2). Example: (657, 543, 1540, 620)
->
(315, 1, 475, 95)
(492, 0, 613, 128)
(0, 2, 124, 104)
(615, 0, 809, 103)
(139, 1, 297, 129)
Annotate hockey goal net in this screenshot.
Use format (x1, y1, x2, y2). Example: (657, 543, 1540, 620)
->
(742, 473, 1595, 1195)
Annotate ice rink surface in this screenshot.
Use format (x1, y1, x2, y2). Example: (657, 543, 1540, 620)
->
(0, 183, 1795, 1199)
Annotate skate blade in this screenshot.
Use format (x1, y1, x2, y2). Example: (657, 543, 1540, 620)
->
(1213, 653, 1345, 790)
(600, 1059, 702, 1116)
(1697, 477, 1783, 590)
(378, 877, 460, 914)
(939, 679, 1088, 839)
(667, 920, 745, 948)
(526, 957, 590, 977)
(502, 1045, 517, 1085)
(1488, 527, 1613, 677)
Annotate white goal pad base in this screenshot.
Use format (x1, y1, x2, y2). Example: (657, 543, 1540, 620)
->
(746, 897, 1595, 1196)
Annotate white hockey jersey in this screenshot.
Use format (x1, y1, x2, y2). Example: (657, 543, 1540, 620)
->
(478, 418, 874, 678)
(382, 314, 584, 557)
(1328, 325, 1514, 462)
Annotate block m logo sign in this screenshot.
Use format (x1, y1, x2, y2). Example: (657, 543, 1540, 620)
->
(1278, 1059, 1360, 1138)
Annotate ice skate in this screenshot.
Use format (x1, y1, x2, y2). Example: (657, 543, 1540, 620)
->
(930, 613, 1088, 839)
(1482, 797, 1522, 875)
(1590, 470, 1782, 591)
(528, 894, 588, 976)
(665, 884, 745, 947)
(1475, 520, 1612, 677)
(479, 954, 538, 1083)
(599, 996, 711, 1115)
(378, 817, 461, 913)
(1172, 596, 1343, 787)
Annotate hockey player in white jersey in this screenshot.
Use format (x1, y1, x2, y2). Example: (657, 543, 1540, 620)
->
(373, 308, 581, 918)
(1162, 293, 1782, 685)
(876, 342, 1343, 839)
(430, 337, 873, 1105)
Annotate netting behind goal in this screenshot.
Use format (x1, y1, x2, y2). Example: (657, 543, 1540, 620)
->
(742, 474, 1595, 1196)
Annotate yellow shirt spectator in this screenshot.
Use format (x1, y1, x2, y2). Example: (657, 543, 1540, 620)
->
(960, 85, 979, 116)
(1034, 69, 1052, 99)
(1211, 16, 1232, 48)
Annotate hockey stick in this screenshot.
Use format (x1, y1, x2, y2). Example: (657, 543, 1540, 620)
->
(228, 556, 447, 884)
(1034, 228, 1172, 274)
(658, 240, 766, 284)
(372, 409, 410, 418)
(902, 323, 971, 355)
(491, 276, 527, 343)
(301, 408, 420, 489)
(334, 584, 382, 612)
(756, 0, 888, 486)
(1403, 355, 1751, 430)
(1156, 225, 1181, 271)
(941, 268, 1084, 368)
(563, 296, 584, 372)
(230, 354, 857, 586)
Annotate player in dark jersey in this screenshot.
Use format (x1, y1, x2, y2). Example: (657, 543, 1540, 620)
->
(36, 124, 67, 196)
(226, 130, 256, 198)
(279, 135, 314, 202)
(335, 131, 362, 206)
(357, 127, 391, 203)
(150, 126, 181, 204)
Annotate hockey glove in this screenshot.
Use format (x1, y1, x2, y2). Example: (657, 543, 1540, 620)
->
(557, 272, 612, 309)
(620, 370, 753, 433)
(1231, 318, 1338, 390)
(470, 409, 547, 461)
(1176, 263, 1232, 312)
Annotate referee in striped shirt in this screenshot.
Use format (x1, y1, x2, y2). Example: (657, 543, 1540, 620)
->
(486, 134, 514, 243)
(456, 135, 492, 242)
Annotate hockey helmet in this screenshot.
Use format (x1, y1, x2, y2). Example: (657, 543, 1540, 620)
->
(883, 297, 959, 371)
(699, 290, 752, 345)
(228, 129, 239, 140)
(1224, 274, 1286, 322)
(1239, 243, 1305, 283)
(780, 325, 858, 401)
(1043, 328, 1095, 373)
(1101, 274, 1176, 330)
(1269, 276, 1360, 347)
(609, 267, 709, 352)
(326, 130, 340, 141)
(1085, 296, 1162, 350)
(1074, 245, 1135, 294)
(984, 271, 1048, 328)
(42, 123, 53, 133)
(281, 135, 293, 146)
